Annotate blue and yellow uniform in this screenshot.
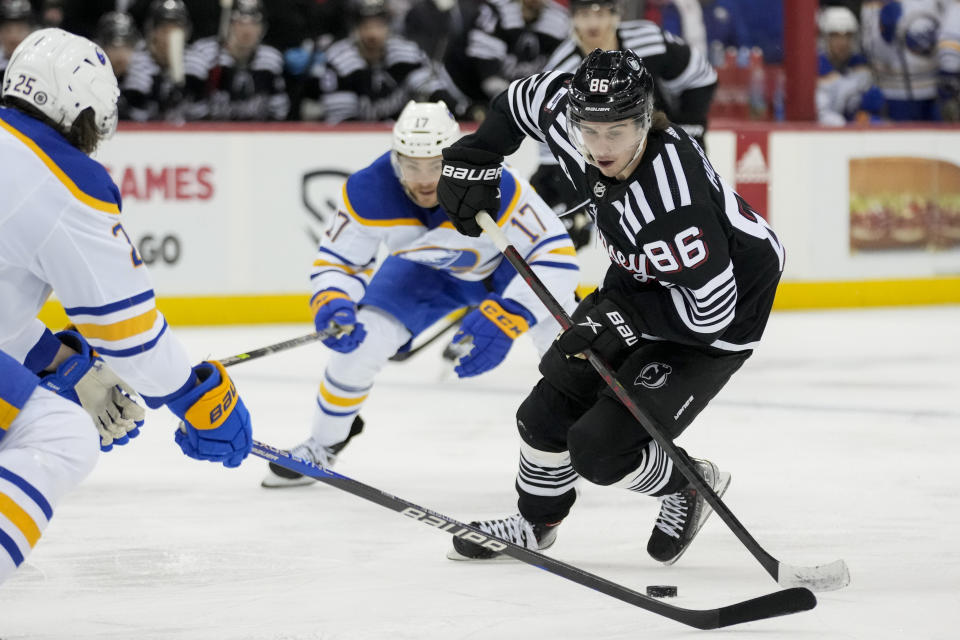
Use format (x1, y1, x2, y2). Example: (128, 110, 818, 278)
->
(311, 151, 578, 340)
(0, 106, 194, 406)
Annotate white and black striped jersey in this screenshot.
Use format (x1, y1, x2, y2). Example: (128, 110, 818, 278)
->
(304, 36, 464, 123)
(121, 48, 186, 122)
(544, 20, 717, 134)
(183, 37, 290, 121)
(445, 0, 569, 102)
(456, 71, 785, 351)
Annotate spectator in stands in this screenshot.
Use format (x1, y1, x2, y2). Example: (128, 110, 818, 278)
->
(122, 0, 190, 122)
(738, 0, 783, 63)
(301, 0, 464, 123)
(404, 0, 476, 61)
(182, 0, 288, 120)
(96, 11, 141, 121)
(938, 0, 960, 120)
(816, 5, 884, 124)
(444, 0, 569, 117)
(58, 0, 119, 40)
(861, 0, 941, 121)
(40, 0, 63, 28)
(0, 0, 34, 86)
(661, 0, 751, 66)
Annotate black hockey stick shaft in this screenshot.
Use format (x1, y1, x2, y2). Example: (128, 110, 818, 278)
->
(475, 212, 848, 591)
(219, 324, 344, 368)
(389, 306, 472, 362)
(251, 439, 815, 629)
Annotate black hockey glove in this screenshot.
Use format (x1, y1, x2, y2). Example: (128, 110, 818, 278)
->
(437, 147, 504, 237)
(557, 297, 641, 361)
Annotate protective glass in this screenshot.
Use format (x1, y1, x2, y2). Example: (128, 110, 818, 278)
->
(396, 154, 443, 184)
(566, 113, 648, 167)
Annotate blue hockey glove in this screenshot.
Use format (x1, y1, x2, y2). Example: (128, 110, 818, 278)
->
(311, 289, 367, 353)
(452, 294, 534, 378)
(39, 330, 145, 452)
(168, 361, 252, 468)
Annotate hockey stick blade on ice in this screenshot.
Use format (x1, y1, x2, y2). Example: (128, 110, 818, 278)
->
(251, 440, 816, 629)
(474, 211, 850, 592)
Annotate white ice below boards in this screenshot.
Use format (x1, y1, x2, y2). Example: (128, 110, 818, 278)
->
(2, 306, 958, 639)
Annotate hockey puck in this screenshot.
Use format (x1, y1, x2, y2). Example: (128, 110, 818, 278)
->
(646, 585, 678, 598)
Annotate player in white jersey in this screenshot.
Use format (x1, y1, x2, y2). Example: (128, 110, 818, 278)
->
(0, 28, 253, 583)
(861, 0, 944, 120)
(261, 100, 579, 487)
(937, 0, 960, 119)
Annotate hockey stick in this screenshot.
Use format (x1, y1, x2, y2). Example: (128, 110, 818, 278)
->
(475, 211, 850, 592)
(251, 439, 816, 629)
(389, 306, 473, 363)
(219, 323, 346, 368)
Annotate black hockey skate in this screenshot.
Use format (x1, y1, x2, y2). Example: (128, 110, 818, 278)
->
(447, 513, 560, 561)
(260, 416, 364, 488)
(646, 458, 731, 565)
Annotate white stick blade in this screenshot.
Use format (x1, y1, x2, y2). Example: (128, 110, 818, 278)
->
(778, 559, 851, 592)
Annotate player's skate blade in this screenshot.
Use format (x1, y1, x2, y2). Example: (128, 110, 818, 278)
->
(261, 462, 318, 488)
(446, 514, 558, 561)
(260, 439, 336, 488)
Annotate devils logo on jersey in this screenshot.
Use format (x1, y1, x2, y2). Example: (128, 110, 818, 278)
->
(635, 362, 672, 389)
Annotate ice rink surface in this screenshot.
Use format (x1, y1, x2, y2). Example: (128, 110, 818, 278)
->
(1, 305, 959, 639)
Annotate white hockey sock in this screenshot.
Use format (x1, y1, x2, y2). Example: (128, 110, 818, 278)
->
(612, 441, 674, 496)
(516, 441, 580, 497)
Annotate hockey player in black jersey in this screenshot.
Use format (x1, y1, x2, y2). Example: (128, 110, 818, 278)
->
(436, 49, 785, 564)
(532, 0, 718, 249)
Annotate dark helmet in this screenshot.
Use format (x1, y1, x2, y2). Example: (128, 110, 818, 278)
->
(96, 12, 141, 48)
(146, 0, 191, 33)
(568, 48, 654, 125)
(569, 0, 620, 13)
(0, 0, 33, 23)
(350, 0, 389, 24)
(232, 0, 264, 23)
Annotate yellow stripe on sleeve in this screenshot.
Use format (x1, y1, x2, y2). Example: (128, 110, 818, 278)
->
(0, 398, 20, 431)
(549, 246, 578, 257)
(73, 308, 159, 341)
(318, 382, 368, 408)
(342, 185, 422, 227)
(0, 119, 120, 215)
(311, 259, 374, 277)
(0, 492, 41, 547)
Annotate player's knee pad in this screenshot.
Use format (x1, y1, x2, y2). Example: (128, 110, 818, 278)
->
(516, 378, 584, 452)
(1, 388, 99, 503)
(325, 307, 411, 386)
(567, 397, 643, 486)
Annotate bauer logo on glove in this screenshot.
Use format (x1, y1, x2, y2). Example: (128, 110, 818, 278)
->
(441, 165, 503, 182)
(167, 360, 252, 468)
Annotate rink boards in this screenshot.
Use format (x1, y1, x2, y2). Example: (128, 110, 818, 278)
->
(39, 122, 960, 326)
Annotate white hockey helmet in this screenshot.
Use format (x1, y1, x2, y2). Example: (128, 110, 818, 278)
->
(392, 100, 460, 158)
(819, 7, 858, 35)
(2, 28, 120, 140)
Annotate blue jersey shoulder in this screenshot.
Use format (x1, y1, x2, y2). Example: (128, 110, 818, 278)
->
(343, 151, 521, 228)
(344, 152, 423, 223)
(0, 107, 122, 212)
